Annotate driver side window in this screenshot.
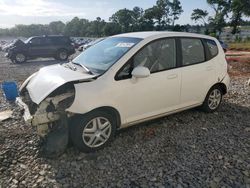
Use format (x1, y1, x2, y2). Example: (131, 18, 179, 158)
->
(116, 38, 176, 80)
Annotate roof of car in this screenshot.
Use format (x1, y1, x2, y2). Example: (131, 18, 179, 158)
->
(31, 35, 68, 38)
(113, 31, 215, 40)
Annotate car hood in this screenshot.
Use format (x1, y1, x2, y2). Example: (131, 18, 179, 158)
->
(12, 39, 25, 47)
(4, 40, 25, 51)
(25, 64, 96, 104)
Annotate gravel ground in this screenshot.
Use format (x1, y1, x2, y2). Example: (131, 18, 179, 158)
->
(0, 52, 250, 188)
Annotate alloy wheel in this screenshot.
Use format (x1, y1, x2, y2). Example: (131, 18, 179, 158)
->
(59, 51, 67, 60)
(16, 53, 25, 62)
(208, 89, 222, 110)
(82, 117, 112, 148)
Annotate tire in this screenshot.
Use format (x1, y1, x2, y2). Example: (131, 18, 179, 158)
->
(56, 49, 68, 61)
(201, 86, 223, 113)
(41, 115, 69, 158)
(70, 110, 116, 152)
(14, 53, 26, 63)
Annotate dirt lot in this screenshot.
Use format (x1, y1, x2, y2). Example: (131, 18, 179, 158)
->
(0, 52, 249, 188)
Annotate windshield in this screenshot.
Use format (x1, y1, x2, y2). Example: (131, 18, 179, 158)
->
(73, 37, 142, 74)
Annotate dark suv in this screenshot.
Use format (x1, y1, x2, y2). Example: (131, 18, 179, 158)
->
(6, 35, 75, 63)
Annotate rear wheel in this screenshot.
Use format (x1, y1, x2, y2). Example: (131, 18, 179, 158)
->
(70, 110, 116, 152)
(201, 86, 223, 112)
(14, 53, 26, 63)
(56, 49, 68, 61)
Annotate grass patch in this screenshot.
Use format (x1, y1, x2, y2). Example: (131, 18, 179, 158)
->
(229, 42, 250, 50)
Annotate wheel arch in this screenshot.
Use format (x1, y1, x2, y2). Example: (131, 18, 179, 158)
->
(12, 50, 27, 57)
(71, 106, 122, 129)
(57, 48, 68, 53)
(91, 106, 121, 129)
(211, 82, 227, 95)
(202, 82, 227, 104)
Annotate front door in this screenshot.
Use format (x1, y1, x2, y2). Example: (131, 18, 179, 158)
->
(114, 38, 181, 124)
(28, 37, 53, 57)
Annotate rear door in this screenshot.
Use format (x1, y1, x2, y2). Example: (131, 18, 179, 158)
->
(179, 37, 217, 107)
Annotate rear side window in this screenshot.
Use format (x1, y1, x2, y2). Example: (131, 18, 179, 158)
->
(205, 39, 218, 58)
(50, 37, 70, 44)
(40, 38, 52, 45)
(181, 38, 205, 66)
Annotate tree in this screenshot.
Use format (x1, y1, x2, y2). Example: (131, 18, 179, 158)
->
(103, 22, 121, 36)
(155, 0, 171, 30)
(231, 0, 250, 34)
(169, 0, 183, 26)
(88, 17, 106, 37)
(132, 6, 144, 31)
(207, 0, 231, 36)
(48, 21, 65, 35)
(142, 8, 156, 31)
(64, 17, 82, 36)
(191, 9, 209, 33)
(79, 19, 90, 36)
(143, 0, 171, 30)
(110, 8, 135, 33)
(191, 9, 209, 25)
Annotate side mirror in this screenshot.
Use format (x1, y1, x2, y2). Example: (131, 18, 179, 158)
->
(132, 66, 150, 78)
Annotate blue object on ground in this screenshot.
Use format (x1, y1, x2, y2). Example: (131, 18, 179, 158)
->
(1, 81, 19, 101)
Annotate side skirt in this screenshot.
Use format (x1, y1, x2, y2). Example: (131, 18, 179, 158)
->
(120, 103, 202, 129)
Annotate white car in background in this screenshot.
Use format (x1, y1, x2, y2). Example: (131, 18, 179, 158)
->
(18, 32, 230, 155)
(78, 38, 105, 52)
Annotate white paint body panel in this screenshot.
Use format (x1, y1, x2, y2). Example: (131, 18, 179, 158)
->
(23, 32, 230, 128)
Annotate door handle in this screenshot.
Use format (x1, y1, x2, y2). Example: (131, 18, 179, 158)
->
(167, 74, 178, 79)
(206, 66, 213, 71)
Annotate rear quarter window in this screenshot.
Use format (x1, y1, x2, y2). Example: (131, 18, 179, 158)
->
(50, 37, 70, 45)
(181, 38, 205, 66)
(204, 39, 218, 59)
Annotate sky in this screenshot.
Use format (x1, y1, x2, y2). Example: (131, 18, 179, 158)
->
(0, 0, 214, 28)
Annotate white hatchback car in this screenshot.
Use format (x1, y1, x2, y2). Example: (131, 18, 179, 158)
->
(18, 32, 230, 154)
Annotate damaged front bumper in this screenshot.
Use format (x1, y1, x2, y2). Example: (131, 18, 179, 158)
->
(16, 97, 33, 123)
(16, 91, 74, 137)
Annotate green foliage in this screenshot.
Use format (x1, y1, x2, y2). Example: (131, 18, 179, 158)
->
(207, 0, 231, 34)
(191, 9, 209, 25)
(48, 21, 65, 35)
(109, 8, 135, 33)
(209, 32, 217, 38)
(169, 0, 183, 26)
(231, 0, 250, 34)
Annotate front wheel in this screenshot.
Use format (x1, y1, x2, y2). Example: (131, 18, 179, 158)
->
(201, 86, 223, 113)
(14, 53, 26, 63)
(70, 111, 116, 152)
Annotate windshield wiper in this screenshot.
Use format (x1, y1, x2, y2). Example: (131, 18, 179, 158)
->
(71, 61, 94, 75)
